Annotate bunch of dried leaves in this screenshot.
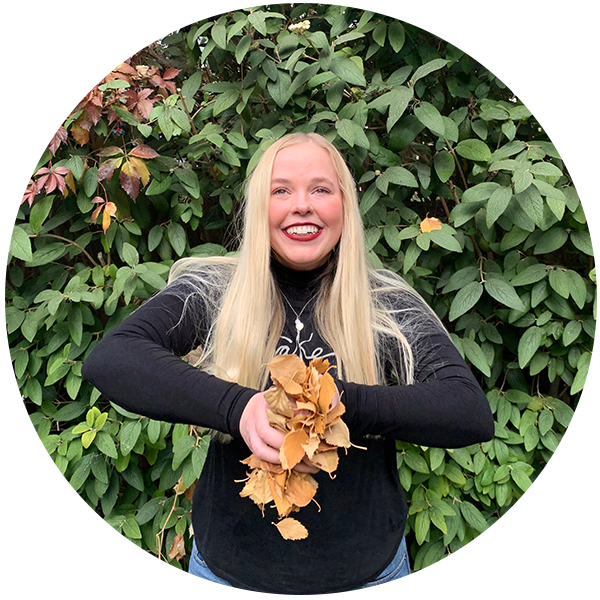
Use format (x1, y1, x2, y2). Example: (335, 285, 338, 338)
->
(239, 354, 356, 540)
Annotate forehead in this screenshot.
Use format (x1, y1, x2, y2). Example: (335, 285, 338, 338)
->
(272, 142, 336, 175)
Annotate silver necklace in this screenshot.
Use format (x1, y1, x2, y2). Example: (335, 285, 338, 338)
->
(280, 292, 317, 332)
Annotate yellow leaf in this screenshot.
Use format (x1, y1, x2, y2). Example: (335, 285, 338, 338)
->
(273, 517, 308, 540)
(129, 156, 151, 186)
(420, 216, 442, 233)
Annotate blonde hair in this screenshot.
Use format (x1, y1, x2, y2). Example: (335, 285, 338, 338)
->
(168, 132, 444, 390)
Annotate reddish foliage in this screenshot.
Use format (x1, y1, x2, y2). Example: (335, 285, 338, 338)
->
(5, 2, 179, 225)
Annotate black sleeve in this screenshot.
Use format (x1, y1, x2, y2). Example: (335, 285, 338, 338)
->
(336, 331, 495, 448)
(81, 284, 257, 438)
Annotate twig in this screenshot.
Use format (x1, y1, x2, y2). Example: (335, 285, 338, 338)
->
(29, 233, 99, 267)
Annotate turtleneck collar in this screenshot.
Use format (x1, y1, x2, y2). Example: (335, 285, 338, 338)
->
(270, 253, 333, 291)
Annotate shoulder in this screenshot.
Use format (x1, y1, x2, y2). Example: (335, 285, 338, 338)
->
(154, 256, 237, 315)
(369, 268, 448, 338)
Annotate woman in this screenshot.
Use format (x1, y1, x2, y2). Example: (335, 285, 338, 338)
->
(82, 132, 494, 593)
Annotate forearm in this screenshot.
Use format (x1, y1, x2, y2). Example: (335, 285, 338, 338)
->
(336, 334, 494, 448)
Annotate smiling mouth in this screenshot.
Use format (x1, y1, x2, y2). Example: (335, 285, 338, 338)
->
(284, 225, 321, 235)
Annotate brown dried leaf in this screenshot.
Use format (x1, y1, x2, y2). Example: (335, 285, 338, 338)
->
(325, 399, 346, 426)
(280, 428, 308, 471)
(239, 469, 273, 511)
(317, 372, 337, 415)
(309, 357, 331, 374)
(301, 434, 320, 460)
(310, 449, 339, 474)
(284, 472, 318, 508)
(241, 454, 284, 474)
(168, 533, 186, 561)
(324, 419, 351, 449)
(274, 375, 303, 398)
(420, 216, 442, 233)
(273, 518, 308, 540)
(264, 387, 294, 418)
(268, 474, 294, 518)
(267, 354, 307, 384)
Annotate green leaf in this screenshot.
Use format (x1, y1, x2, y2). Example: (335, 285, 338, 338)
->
(485, 276, 526, 311)
(120, 421, 142, 456)
(213, 89, 239, 116)
(455, 139, 492, 162)
(448, 281, 483, 321)
(459, 501, 488, 533)
(235, 34, 252, 64)
(510, 466, 532, 492)
(562, 320, 582, 346)
(122, 242, 139, 268)
(167, 222, 186, 256)
(267, 70, 292, 109)
(534, 227, 569, 255)
(10, 226, 32, 262)
(372, 20, 386, 46)
(518, 326, 544, 368)
(486, 186, 512, 228)
(388, 20, 405, 53)
(30, 195, 55, 234)
(429, 229, 462, 252)
(571, 352, 591, 395)
(461, 338, 491, 376)
(415, 510, 431, 545)
(384, 166, 418, 188)
(548, 268, 571, 299)
(414, 102, 444, 137)
(329, 56, 366, 87)
(511, 264, 548, 286)
(433, 151, 454, 183)
(94, 431, 118, 459)
(123, 517, 142, 539)
(529, 161, 563, 177)
(411, 58, 447, 85)
(570, 229, 593, 256)
(542, 510, 571, 544)
(546, 83, 595, 124)
(60, 79, 81, 108)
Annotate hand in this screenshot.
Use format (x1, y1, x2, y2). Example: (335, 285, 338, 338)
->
(240, 391, 319, 474)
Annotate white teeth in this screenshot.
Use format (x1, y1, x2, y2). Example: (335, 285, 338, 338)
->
(285, 225, 320, 235)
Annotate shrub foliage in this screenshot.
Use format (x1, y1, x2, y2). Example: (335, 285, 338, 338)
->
(7, 4, 594, 572)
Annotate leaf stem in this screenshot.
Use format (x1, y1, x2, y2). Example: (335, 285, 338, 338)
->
(29, 233, 99, 267)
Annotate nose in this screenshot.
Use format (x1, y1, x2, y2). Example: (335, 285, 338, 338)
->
(290, 190, 313, 214)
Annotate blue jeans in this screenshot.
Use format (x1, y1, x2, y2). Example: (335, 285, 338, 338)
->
(188, 538, 412, 596)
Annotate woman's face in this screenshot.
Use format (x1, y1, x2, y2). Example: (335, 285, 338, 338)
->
(268, 142, 344, 271)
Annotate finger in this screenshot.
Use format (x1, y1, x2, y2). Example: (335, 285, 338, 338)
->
(252, 441, 282, 464)
(293, 456, 320, 474)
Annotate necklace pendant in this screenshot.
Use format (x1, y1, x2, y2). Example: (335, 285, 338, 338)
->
(295, 318, 304, 331)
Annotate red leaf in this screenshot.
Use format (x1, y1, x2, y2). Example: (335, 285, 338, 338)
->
(21, 179, 39, 207)
(49, 126, 68, 156)
(120, 163, 140, 201)
(97, 146, 124, 158)
(97, 158, 120, 183)
(129, 145, 159, 159)
(163, 67, 181, 80)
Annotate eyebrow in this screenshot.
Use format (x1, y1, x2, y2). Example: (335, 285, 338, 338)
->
(270, 177, 337, 186)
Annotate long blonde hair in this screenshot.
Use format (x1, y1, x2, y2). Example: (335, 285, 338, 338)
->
(168, 133, 444, 389)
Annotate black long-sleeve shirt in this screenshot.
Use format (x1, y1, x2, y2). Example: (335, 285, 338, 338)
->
(82, 260, 493, 593)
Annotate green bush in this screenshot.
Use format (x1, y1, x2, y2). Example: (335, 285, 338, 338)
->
(7, 4, 593, 572)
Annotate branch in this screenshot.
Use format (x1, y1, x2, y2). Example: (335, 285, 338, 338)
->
(29, 233, 99, 267)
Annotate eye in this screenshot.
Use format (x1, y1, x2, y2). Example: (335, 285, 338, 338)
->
(314, 187, 331, 194)
(271, 188, 288, 196)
